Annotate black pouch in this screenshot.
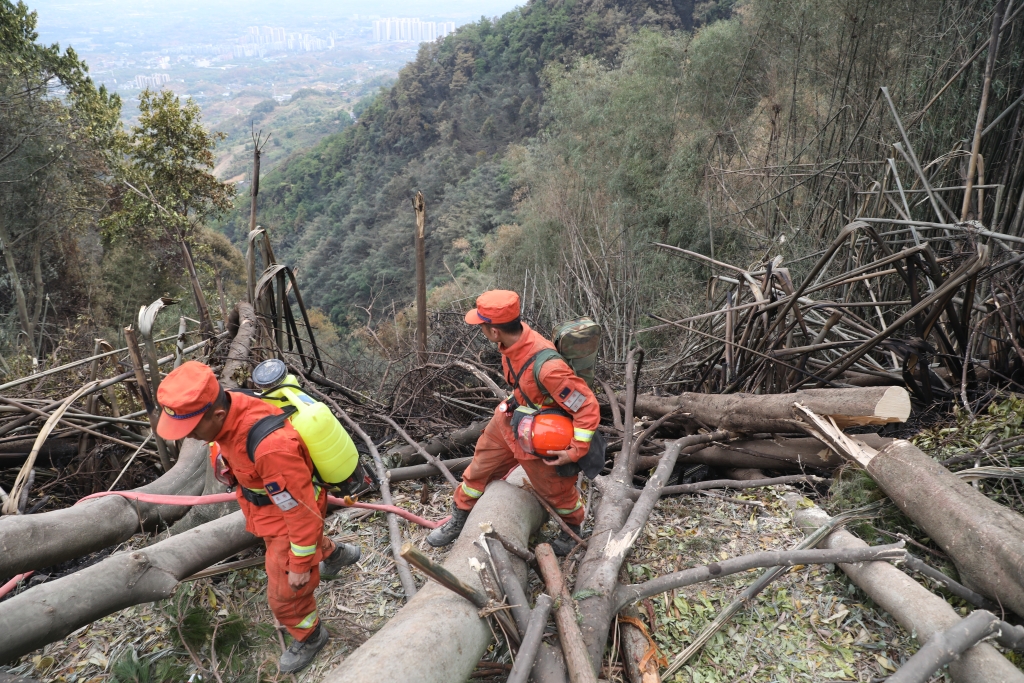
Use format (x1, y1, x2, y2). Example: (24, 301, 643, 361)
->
(332, 459, 380, 498)
(555, 429, 607, 480)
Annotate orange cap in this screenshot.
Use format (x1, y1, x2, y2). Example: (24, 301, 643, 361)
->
(465, 290, 521, 325)
(156, 361, 221, 441)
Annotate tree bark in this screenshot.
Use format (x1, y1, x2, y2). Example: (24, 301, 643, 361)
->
(0, 511, 257, 662)
(320, 477, 544, 683)
(507, 594, 555, 683)
(865, 439, 1024, 618)
(386, 456, 471, 483)
(887, 610, 1005, 683)
(634, 435, 887, 472)
(387, 421, 486, 466)
(629, 386, 910, 432)
(220, 302, 256, 389)
(536, 543, 597, 683)
(485, 536, 566, 683)
(29, 239, 43, 351)
(0, 439, 208, 577)
(619, 604, 660, 683)
(413, 191, 427, 364)
(790, 494, 1024, 683)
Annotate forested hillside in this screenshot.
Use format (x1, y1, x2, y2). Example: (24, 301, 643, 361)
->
(220, 0, 1024, 368)
(217, 0, 731, 331)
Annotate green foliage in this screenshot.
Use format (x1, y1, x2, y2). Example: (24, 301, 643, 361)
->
(497, 30, 712, 357)
(110, 649, 186, 683)
(104, 89, 233, 244)
(0, 0, 121, 353)
(216, 0, 701, 332)
(98, 89, 240, 328)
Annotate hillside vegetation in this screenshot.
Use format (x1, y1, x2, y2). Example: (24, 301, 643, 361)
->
(219, 0, 1024, 368)
(217, 0, 715, 331)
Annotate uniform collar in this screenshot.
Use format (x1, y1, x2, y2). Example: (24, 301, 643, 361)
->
(498, 322, 533, 356)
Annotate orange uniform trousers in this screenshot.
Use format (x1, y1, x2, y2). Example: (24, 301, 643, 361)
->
(261, 496, 335, 641)
(454, 413, 585, 526)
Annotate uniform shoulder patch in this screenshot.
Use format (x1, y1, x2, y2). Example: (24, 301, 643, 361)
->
(271, 490, 297, 511)
(265, 481, 282, 494)
(562, 388, 586, 412)
(558, 386, 572, 400)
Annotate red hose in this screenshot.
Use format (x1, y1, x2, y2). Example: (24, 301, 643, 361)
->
(0, 572, 32, 600)
(75, 491, 441, 529)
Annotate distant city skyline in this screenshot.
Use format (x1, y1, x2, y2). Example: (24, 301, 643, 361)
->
(373, 17, 456, 42)
(26, 0, 522, 49)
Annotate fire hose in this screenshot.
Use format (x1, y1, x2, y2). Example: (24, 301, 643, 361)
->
(0, 492, 444, 600)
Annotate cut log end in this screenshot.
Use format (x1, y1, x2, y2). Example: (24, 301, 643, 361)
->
(832, 385, 911, 428)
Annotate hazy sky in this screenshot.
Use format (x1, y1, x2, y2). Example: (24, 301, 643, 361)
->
(29, 0, 524, 46)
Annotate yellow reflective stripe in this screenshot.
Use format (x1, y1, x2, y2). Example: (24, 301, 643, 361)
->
(290, 542, 318, 557)
(245, 487, 267, 495)
(573, 428, 595, 443)
(460, 482, 484, 499)
(295, 610, 318, 630)
(313, 483, 322, 500)
(555, 499, 583, 516)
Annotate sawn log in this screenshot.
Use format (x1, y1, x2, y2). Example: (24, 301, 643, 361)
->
(319, 476, 547, 683)
(790, 494, 1024, 683)
(629, 386, 910, 433)
(0, 438, 208, 578)
(0, 511, 257, 662)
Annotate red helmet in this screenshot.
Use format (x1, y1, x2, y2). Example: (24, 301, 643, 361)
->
(517, 411, 573, 456)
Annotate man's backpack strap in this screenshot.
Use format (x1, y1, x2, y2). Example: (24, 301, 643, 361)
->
(506, 349, 570, 408)
(245, 406, 297, 462)
(530, 349, 566, 402)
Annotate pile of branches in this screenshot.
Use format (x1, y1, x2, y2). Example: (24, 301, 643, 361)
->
(643, 82, 1024, 419)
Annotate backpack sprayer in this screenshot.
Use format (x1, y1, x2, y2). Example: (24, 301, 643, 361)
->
(243, 359, 376, 496)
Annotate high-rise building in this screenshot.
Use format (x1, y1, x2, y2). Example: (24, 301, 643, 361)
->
(373, 18, 457, 43)
(135, 73, 171, 89)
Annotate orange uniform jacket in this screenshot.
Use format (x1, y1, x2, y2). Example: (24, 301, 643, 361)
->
(501, 323, 600, 462)
(214, 391, 326, 574)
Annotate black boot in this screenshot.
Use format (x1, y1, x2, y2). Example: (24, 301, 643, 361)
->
(426, 504, 470, 547)
(551, 524, 584, 556)
(279, 622, 329, 674)
(320, 541, 361, 577)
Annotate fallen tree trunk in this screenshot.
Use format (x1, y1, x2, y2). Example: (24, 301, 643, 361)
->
(636, 435, 892, 474)
(0, 304, 257, 577)
(386, 456, 472, 483)
(789, 494, 1024, 683)
(387, 421, 486, 466)
(628, 386, 910, 433)
(320, 476, 545, 683)
(220, 302, 256, 390)
(866, 439, 1024, 617)
(0, 511, 257, 662)
(799, 407, 1024, 618)
(634, 436, 892, 472)
(887, 610, 1020, 683)
(0, 438, 208, 578)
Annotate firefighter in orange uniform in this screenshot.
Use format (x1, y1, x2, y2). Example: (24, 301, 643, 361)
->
(156, 361, 360, 673)
(426, 290, 601, 554)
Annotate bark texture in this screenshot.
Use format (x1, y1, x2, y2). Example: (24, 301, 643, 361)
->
(387, 421, 486, 466)
(0, 511, 257, 662)
(629, 386, 910, 432)
(220, 302, 256, 390)
(791, 495, 1024, 683)
(866, 439, 1024, 617)
(321, 477, 544, 683)
(0, 439, 208, 578)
